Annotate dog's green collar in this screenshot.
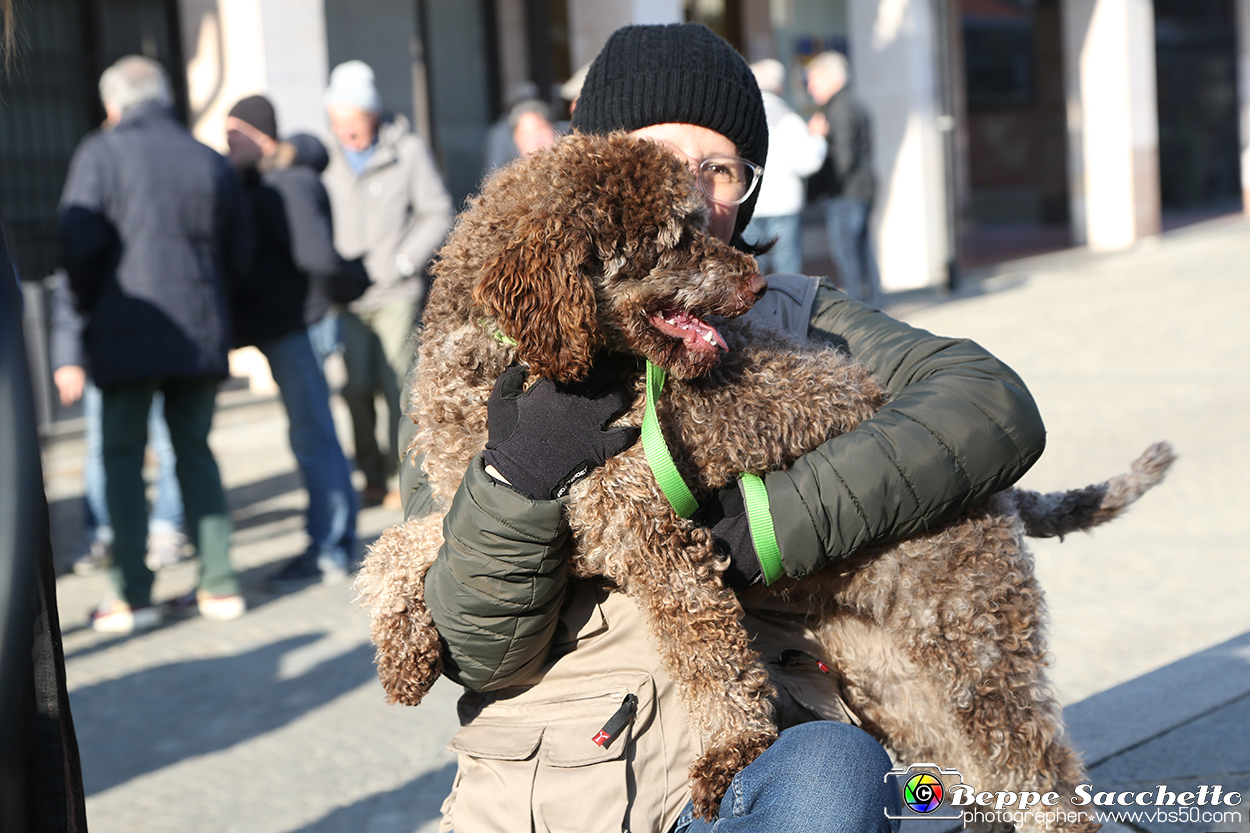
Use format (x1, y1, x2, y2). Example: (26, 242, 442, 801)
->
(481, 318, 518, 347)
(642, 360, 784, 585)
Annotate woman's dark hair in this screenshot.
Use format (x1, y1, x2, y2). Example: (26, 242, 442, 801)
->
(2, 0, 16, 71)
(733, 231, 776, 257)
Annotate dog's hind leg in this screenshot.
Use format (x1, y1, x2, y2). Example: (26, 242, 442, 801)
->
(631, 537, 780, 821)
(571, 481, 780, 822)
(818, 510, 1099, 833)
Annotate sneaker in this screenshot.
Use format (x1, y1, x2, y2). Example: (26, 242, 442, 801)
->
(196, 592, 246, 621)
(90, 599, 162, 634)
(72, 539, 113, 575)
(145, 531, 190, 571)
(165, 590, 247, 621)
(316, 551, 350, 585)
(266, 554, 323, 593)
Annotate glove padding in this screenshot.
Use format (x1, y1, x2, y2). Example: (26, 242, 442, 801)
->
(484, 362, 640, 500)
(697, 479, 763, 590)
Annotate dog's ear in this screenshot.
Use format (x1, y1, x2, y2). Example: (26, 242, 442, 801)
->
(473, 227, 602, 383)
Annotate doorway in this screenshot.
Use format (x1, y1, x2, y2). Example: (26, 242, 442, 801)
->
(0, 0, 184, 284)
(958, 0, 1071, 270)
(1154, 0, 1243, 228)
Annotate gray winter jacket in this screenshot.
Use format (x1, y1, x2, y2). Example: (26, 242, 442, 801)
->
(321, 114, 454, 312)
(415, 277, 1046, 691)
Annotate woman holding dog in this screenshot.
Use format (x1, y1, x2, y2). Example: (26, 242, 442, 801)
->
(407, 23, 1045, 833)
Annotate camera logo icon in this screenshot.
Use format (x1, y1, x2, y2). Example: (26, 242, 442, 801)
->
(885, 763, 965, 821)
(904, 772, 945, 813)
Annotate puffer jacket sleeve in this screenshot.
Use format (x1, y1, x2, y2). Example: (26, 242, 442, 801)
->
(424, 454, 571, 691)
(764, 280, 1046, 578)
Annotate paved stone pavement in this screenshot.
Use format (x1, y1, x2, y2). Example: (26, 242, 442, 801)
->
(42, 215, 1249, 833)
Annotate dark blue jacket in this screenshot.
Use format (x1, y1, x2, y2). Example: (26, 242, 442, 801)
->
(57, 102, 251, 387)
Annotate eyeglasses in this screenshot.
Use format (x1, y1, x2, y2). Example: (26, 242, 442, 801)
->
(657, 142, 764, 205)
(693, 156, 764, 205)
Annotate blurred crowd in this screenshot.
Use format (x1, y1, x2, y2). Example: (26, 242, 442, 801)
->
(47, 44, 871, 636)
(53, 55, 456, 632)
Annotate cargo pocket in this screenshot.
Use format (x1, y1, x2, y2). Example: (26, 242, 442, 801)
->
(444, 674, 658, 833)
(443, 723, 543, 833)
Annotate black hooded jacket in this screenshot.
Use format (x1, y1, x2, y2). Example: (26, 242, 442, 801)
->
(232, 134, 368, 347)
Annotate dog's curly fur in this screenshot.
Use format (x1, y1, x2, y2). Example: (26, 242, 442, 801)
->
(356, 133, 1174, 832)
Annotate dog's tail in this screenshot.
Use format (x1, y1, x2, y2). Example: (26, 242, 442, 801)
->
(1014, 441, 1176, 539)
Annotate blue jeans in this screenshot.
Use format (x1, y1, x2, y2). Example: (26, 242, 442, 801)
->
(745, 214, 804, 276)
(258, 325, 358, 569)
(306, 310, 341, 366)
(672, 722, 901, 833)
(83, 381, 184, 541)
(822, 197, 882, 308)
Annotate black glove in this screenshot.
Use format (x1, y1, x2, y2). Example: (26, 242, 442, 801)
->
(697, 480, 763, 589)
(483, 361, 641, 500)
(327, 257, 372, 304)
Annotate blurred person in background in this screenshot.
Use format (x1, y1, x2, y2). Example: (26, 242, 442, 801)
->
(321, 60, 453, 508)
(485, 80, 540, 170)
(50, 272, 189, 577)
(224, 94, 366, 590)
(806, 50, 881, 308)
(58, 55, 251, 632)
(507, 98, 559, 158)
(744, 58, 827, 275)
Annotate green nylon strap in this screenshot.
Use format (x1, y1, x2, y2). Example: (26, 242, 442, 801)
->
(642, 361, 700, 518)
(739, 473, 784, 585)
(481, 318, 518, 347)
(641, 361, 784, 585)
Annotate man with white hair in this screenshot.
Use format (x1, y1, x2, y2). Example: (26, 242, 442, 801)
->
(58, 55, 252, 632)
(321, 60, 453, 509)
(744, 58, 827, 275)
(806, 50, 881, 307)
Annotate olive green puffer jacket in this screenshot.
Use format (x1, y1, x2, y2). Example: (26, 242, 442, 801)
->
(411, 279, 1046, 691)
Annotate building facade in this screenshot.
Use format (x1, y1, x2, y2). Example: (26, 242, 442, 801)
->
(3, 0, 1248, 298)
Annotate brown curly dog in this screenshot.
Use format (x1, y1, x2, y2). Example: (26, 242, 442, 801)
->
(355, 132, 1173, 832)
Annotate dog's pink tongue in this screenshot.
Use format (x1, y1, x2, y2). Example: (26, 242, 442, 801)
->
(660, 312, 728, 352)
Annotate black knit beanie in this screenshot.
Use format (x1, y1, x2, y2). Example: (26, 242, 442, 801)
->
(571, 23, 769, 234)
(228, 95, 278, 141)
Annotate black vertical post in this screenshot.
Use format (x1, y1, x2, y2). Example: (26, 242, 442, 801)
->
(935, 0, 962, 292)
